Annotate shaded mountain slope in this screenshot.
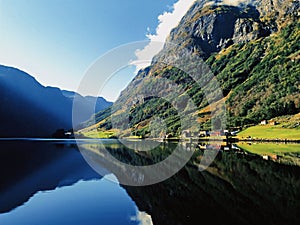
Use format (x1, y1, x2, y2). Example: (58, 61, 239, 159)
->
(62, 90, 112, 113)
(0, 65, 112, 137)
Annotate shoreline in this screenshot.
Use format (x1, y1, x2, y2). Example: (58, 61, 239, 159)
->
(0, 137, 299, 144)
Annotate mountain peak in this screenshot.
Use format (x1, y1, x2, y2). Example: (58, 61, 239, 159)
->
(82, 0, 299, 137)
(164, 0, 298, 59)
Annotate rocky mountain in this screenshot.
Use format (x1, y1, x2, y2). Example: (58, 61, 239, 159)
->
(166, 0, 299, 59)
(0, 65, 112, 137)
(84, 0, 299, 137)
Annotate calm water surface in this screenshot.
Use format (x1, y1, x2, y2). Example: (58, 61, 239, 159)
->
(0, 140, 150, 225)
(0, 140, 299, 225)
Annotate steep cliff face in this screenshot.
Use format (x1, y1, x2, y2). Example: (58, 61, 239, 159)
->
(166, 4, 265, 58)
(83, 0, 299, 136)
(163, 0, 299, 59)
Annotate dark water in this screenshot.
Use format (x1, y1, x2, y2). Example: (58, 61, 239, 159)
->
(0, 140, 299, 225)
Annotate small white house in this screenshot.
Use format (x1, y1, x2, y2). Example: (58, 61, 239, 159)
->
(261, 120, 267, 125)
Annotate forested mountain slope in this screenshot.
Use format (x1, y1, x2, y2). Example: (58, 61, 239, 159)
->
(83, 0, 299, 137)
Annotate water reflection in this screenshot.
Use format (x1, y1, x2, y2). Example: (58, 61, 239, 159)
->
(0, 140, 299, 225)
(0, 140, 103, 213)
(77, 140, 300, 225)
(124, 150, 300, 225)
(0, 141, 149, 225)
(238, 142, 300, 166)
(0, 178, 145, 225)
(79, 140, 195, 186)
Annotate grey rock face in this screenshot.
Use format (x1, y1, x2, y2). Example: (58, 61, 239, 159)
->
(162, 0, 298, 59)
(232, 18, 267, 43)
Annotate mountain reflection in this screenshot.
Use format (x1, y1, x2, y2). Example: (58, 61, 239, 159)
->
(0, 141, 103, 213)
(0, 140, 299, 225)
(79, 140, 300, 225)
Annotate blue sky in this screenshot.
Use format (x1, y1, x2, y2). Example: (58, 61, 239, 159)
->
(0, 0, 196, 101)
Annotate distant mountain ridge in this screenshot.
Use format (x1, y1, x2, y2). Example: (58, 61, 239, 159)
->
(0, 65, 112, 137)
(61, 90, 112, 113)
(84, 0, 299, 137)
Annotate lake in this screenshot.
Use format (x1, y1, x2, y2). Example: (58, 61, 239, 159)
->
(0, 140, 299, 225)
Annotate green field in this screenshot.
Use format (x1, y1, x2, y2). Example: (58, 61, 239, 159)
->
(237, 125, 300, 140)
(237, 142, 300, 156)
(80, 130, 116, 139)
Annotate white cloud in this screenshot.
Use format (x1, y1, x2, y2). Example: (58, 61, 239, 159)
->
(132, 0, 197, 73)
(131, 211, 153, 225)
(132, 0, 256, 73)
(206, 0, 255, 7)
(221, 0, 255, 6)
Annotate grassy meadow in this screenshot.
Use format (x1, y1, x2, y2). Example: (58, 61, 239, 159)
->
(237, 125, 300, 140)
(79, 130, 116, 139)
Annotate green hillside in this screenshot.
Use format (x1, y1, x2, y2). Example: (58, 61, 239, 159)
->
(80, 1, 300, 138)
(221, 21, 300, 126)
